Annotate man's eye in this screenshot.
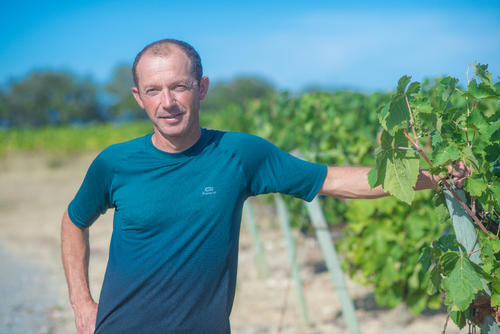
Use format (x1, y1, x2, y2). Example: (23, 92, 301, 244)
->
(146, 89, 160, 96)
(173, 85, 188, 92)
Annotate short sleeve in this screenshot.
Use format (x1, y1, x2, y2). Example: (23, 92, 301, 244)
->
(68, 151, 113, 228)
(237, 134, 327, 201)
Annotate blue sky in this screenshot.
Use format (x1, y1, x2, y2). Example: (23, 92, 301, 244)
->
(1, 0, 499, 91)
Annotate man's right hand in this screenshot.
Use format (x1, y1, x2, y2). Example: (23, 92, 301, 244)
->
(447, 160, 472, 189)
(73, 300, 98, 334)
(61, 210, 97, 334)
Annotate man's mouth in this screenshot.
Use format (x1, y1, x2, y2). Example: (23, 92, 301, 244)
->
(158, 113, 184, 120)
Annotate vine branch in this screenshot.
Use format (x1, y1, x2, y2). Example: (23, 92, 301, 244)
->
(468, 248, 482, 256)
(442, 303, 453, 334)
(402, 127, 489, 234)
(405, 95, 420, 147)
(394, 146, 418, 151)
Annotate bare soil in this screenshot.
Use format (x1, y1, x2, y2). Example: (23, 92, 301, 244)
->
(0, 153, 466, 333)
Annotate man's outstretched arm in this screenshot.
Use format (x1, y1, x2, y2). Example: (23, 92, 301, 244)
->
(318, 166, 441, 199)
(61, 210, 98, 334)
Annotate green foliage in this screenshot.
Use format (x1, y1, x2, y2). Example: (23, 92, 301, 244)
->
(370, 63, 500, 328)
(0, 106, 260, 156)
(201, 76, 275, 114)
(0, 122, 153, 156)
(1, 71, 102, 127)
(105, 65, 145, 120)
(340, 191, 446, 314)
(368, 130, 419, 204)
(247, 90, 389, 226)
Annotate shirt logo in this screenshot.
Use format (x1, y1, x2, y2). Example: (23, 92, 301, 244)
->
(202, 186, 216, 196)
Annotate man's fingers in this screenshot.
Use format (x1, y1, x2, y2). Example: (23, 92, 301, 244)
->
(451, 169, 465, 178)
(443, 160, 472, 189)
(456, 160, 472, 176)
(74, 301, 98, 334)
(453, 176, 466, 189)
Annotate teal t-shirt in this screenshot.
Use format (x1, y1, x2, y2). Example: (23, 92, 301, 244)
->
(68, 128, 327, 333)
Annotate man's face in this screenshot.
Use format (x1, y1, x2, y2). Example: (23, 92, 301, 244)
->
(132, 51, 209, 141)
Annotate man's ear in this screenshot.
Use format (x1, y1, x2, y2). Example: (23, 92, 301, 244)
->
(131, 87, 145, 109)
(199, 77, 210, 101)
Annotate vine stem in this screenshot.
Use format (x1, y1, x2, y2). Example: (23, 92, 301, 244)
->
(442, 303, 453, 334)
(394, 146, 418, 151)
(405, 96, 420, 147)
(442, 182, 488, 234)
(468, 248, 482, 256)
(451, 120, 471, 146)
(403, 128, 433, 167)
(402, 128, 489, 234)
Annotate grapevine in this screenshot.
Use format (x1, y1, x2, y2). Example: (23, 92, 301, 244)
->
(369, 63, 500, 330)
(249, 88, 455, 313)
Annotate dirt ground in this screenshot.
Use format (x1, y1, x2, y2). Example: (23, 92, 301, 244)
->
(0, 152, 467, 334)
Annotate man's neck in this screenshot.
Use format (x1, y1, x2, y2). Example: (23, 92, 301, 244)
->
(151, 127, 202, 153)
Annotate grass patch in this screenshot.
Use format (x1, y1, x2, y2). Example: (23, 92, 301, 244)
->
(0, 122, 154, 156)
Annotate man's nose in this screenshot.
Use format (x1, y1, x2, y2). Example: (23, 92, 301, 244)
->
(160, 89, 175, 109)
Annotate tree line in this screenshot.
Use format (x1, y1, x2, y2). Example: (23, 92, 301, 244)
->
(0, 65, 275, 128)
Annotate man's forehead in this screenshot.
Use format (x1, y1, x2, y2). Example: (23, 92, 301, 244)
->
(140, 52, 188, 67)
(136, 53, 193, 82)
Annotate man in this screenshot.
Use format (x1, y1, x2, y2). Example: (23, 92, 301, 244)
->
(61, 39, 465, 333)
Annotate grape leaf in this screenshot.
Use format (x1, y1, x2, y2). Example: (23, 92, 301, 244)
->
(440, 77, 459, 101)
(432, 141, 460, 166)
(468, 108, 489, 136)
(450, 310, 467, 329)
(435, 235, 459, 253)
(432, 192, 450, 222)
(474, 62, 494, 88)
(396, 75, 411, 95)
(492, 279, 500, 307)
(461, 146, 480, 171)
(483, 118, 500, 141)
(378, 102, 390, 126)
(378, 76, 415, 135)
(465, 175, 488, 197)
(480, 237, 498, 275)
(416, 103, 433, 114)
(418, 246, 432, 272)
(467, 80, 498, 100)
(441, 251, 459, 274)
(490, 179, 500, 203)
(489, 237, 500, 253)
(372, 130, 419, 204)
(367, 167, 378, 188)
(431, 131, 442, 146)
(380, 95, 410, 135)
(406, 81, 420, 95)
(427, 266, 442, 294)
(418, 110, 438, 130)
(443, 256, 484, 311)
